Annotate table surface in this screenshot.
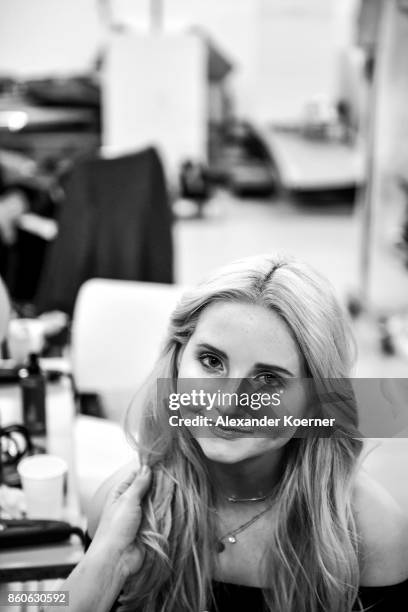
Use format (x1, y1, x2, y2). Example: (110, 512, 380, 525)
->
(263, 129, 365, 189)
(0, 379, 84, 582)
(0, 539, 84, 582)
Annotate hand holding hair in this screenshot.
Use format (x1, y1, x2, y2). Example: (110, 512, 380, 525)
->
(44, 464, 152, 612)
(91, 463, 152, 579)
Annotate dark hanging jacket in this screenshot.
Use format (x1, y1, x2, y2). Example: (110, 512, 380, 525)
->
(35, 147, 173, 316)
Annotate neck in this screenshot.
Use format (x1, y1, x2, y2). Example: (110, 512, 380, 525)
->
(205, 448, 285, 503)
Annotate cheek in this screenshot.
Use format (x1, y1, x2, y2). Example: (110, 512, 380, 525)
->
(273, 382, 310, 421)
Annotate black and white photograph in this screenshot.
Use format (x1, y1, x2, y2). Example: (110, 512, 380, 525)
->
(1, 1, 408, 611)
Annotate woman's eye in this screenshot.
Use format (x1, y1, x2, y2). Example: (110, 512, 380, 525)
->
(255, 373, 282, 388)
(199, 353, 224, 372)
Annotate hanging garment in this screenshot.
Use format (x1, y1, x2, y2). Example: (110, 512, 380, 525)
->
(35, 147, 173, 316)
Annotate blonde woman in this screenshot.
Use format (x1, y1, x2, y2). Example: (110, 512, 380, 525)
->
(52, 255, 408, 612)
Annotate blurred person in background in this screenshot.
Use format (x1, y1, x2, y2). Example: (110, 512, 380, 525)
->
(0, 150, 59, 307)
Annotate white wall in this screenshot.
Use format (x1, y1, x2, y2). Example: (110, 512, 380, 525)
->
(0, 0, 356, 122)
(254, 0, 338, 122)
(111, 0, 347, 122)
(0, 0, 103, 77)
(110, 0, 257, 117)
(103, 33, 207, 173)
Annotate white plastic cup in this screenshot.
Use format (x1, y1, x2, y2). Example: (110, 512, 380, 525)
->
(17, 454, 68, 519)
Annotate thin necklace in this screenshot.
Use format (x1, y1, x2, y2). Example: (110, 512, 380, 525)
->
(215, 500, 275, 553)
(225, 491, 274, 503)
(224, 481, 279, 503)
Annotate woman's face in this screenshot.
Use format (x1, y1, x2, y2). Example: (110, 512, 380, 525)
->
(177, 300, 309, 464)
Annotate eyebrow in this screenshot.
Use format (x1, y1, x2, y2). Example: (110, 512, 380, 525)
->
(196, 342, 228, 361)
(195, 342, 294, 377)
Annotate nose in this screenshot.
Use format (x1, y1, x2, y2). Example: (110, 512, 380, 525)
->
(213, 378, 244, 416)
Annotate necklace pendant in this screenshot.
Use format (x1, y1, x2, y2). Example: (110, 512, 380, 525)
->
(227, 536, 237, 544)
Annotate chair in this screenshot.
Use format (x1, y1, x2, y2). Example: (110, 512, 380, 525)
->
(71, 278, 185, 422)
(74, 414, 135, 516)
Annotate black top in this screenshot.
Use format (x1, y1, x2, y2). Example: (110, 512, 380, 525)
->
(84, 532, 408, 611)
(210, 578, 408, 611)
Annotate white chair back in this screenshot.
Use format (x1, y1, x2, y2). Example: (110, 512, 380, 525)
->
(71, 279, 185, 420)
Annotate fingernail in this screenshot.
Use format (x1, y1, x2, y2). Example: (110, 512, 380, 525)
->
(141, 464, 150, 476)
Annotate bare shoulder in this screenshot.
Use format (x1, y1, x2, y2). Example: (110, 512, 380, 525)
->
(353, 470, 408, 586)
(86, 458, 140, 538)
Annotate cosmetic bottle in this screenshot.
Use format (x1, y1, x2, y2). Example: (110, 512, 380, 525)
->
(19, 353, 47, 447)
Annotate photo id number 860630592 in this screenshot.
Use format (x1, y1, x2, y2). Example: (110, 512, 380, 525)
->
(1, 591, 69, 606)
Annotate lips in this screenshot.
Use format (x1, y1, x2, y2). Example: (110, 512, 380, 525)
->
(212, 423, 254, 439)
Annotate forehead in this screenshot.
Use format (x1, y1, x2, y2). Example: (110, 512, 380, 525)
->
(191, 300, 303, 374)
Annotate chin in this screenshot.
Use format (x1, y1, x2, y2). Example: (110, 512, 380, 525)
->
(195, 435, 286, 464)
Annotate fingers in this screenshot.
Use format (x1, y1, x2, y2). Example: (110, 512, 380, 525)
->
(123, 465, 152, 504)
(112, 464, 152, 503)
(113, 466, 140, 498)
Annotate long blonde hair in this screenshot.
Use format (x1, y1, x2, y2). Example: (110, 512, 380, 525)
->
(120, 254, 363, 612)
